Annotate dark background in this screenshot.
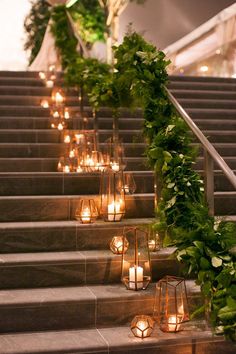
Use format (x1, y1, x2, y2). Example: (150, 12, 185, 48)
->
(120, 0, 236, 49)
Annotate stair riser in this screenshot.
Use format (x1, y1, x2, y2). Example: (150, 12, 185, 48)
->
(0, 195, 154, 222)
(0, 292, 201, 333)
(0, 79, 45, 86)
(171, 90, 236, 100)
(169, 82, 236, 91)
(0, 87, 77, 96)
(215, 195, 236, 215)
(0, 144, 146, 158)
(0, 220, 152, 253)
(0, 173, 154, 196)
(0, 256, 179, 289)
(0, 158, 148, 172)
(181, 99, 236, 109)
(0, 96, 81, 106)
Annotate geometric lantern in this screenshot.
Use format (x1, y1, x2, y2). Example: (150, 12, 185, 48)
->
(147, 226, 161, 252)
(153, 276, 189, 332)
(116, 172, 136, 194)
(100, 170, 125, 222)
(103, 137, 126, 172)
(109, 235, 129, 255)
(121, 227, 151, 291)
(75, 199, 98, 224)
(130, 315, 155, 338)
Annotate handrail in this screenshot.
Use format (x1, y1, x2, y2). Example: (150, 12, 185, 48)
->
(66, 10, 89, 58)
(165, 87, 236, 188)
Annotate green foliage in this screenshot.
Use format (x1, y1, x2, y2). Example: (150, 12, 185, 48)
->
(70, 0, 106, 47)
(87, 31, 236, 340)
(24, 0, 51, 65)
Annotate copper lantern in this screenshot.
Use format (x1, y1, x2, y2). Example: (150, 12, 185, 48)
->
(75, 199, 98, 224)
(131, 315, 154, 338)
(121, 227, 151, 291)
(153, 276, 189, 332)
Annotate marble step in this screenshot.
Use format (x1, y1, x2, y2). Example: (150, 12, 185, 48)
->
(0, 95, 81, 106)
(0, 157, 148, 172)
(0, 218, 152, 253)
(0, 194, 154, 222)
(0, 281, 200, 333)
(0, 171, 154, 196)
(170, 75, 236, 83)
(0, 86, 77, 96)
(0, 248, 179, 289)
(0, 324, 234, 354)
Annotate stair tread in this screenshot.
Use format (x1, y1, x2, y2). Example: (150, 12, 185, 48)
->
(0, 247, 174, 266)
(0, 323, 230, 354)
(0, 280, 198, 307)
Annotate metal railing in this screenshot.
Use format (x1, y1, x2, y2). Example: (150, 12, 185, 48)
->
(165, 87, 236, 216)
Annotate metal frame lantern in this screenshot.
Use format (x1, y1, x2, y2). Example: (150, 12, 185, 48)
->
(153, 276, 189, 332)
(75, 199, 98, 224)
(103, 137, 126, 172)
(130, 315, 154, 338)
(100, 170, 126, 222)
(110, 235, 129, 254)
(121, 227, 151, 291)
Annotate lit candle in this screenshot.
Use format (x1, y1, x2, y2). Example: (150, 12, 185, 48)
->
(111, 162, 119, 172)
(69, 150, 75, 158)
(129, 266, 143, 290)
(148, 240, 156, 252)
(53, 111, 60, 118)
(58, 123, 64, 131)
(63, 165, 70, 173)
(81, 207, 91, 223)
(50, 74, 56, 81)
(64, 135, 71, 143)
(75, 134, 84, 144)
(64, 109, 70, 119)
(46, 80, 54, 88)
(107, 201, 121, 221)
(41, 99, 49, 108)
(51, 123, 55, 128)
(49, 64, 55, 72)
(135, 320, 149, 338)
(57, 161, 62, 171)
(39, 71, 46, 80)
(167, 315, 181, 332)
(124, 185, 129, 193)
(76, 166, 83, 173)
(55, 92, 64, 104)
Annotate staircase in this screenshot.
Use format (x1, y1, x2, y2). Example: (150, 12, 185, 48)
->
(0, 72, 235, 353)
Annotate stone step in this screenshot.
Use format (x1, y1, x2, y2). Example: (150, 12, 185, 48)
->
(0, 194, 154, 222)
(0, 171, 154, 196)
(0, 248, 179, 289)
(170, 75, 236, 83)
(179, 98, 236, 109)
(0, 71, 40, 78)
(0, 324, 234, 354)
(1, 142, 236, 158)
(1, 169, 236, 196)
(0, 95, 80, 106)
(0, 281, 200, 333)
(0, 218, 152, 253)
(0, 78, 45, 87)
(0, 129, 236, 144)
(0, 157, 147, 172)
(168, 80, 236, 91)
(0, 142, 146, 158)
(0, 192, 235, 221)
(171, 89, 236, 100)
(0, 86, 77, 96)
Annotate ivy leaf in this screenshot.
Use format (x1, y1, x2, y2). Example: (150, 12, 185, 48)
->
(212, 257, 223, 268)
(166, 196, 176, 209)
(167, 183, 175, 189)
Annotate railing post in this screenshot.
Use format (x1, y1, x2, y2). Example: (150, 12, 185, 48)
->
(204, 149, 214, 216)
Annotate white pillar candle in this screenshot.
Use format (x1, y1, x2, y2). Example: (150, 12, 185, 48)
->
(53, 111, 60, 118)
(135, 320, 149, 338)
(55, 92, 64, 104)
(41, 100, 49, 109)
(69, 150, 75, 158)
(111, 162, 119, 172)
(46, 80, 54, 88)
(167, 316, 181, 332)
(58, 123, 63, 131)
(64, 165, 70, 173)
(108, 201, 121, 221)
(129, 266, 143, 290)
(64, 109, 70, 119)
(81, 207, 91, 223)
(64, 135, 71, 143)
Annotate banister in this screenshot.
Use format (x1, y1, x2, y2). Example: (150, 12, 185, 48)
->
(165, 87, 236, 190)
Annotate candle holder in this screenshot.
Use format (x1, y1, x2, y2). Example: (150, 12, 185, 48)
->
(148, 226, 161, 252)
(153, 276, 189, 332)
(110, 235, 129, 255)
(121, 227, 151, 290)
(103, 137, 126, 172)
(75, 199, 98, 224)
(51, 87, 65, 107)
(131, 315, 154, 338)
(117, 172, 136, 194)
(100, 170, 125, 222)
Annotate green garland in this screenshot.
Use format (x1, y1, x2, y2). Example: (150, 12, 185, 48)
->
(88, 32, 236, 340)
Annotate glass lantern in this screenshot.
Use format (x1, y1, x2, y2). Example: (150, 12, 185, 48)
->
(153, 276, 189, 332)
(130, 315, 154, 338)
(147, 225, 161, 252)
(110, 235, 129, 255)
(75, 199, 98, 224)
(51, 87, 65, 107)
(103, 137, 126, 172)
(100, 170, 126, 222)
(117, 172, 136, 194)
(121, 227, 151, 291)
